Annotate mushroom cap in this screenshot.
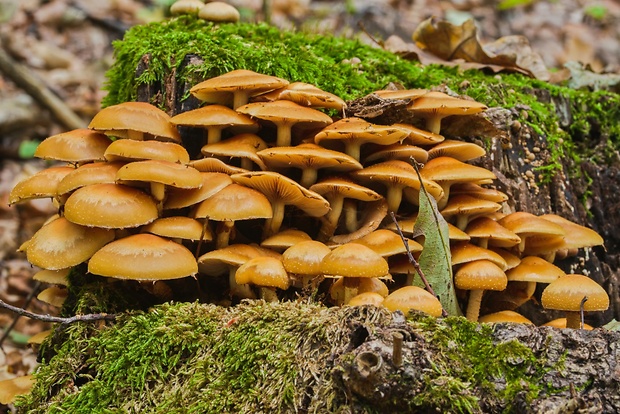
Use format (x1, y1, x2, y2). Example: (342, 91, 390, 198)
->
(0, 375, 34, 405)
(542, 318, 594, 330)
(282, 240, 331, 275)
(321, 243, 390, 278)
(451, 183, 508, 203)
(189, 157, 249, 175)
(309, 177, 383, 202)
(194, 183, 273, 221)
(9, 166, 74, 204)
(164, 172, 232, 210)
(385, 214, 471, 242)
(33, 268, 70, 286)
(355, 229, 423, 257)
(169, 0, 204, 15)
(539, 214, 604, 250)
(260, 229, 312, 252)
(231, 171, 330, 217)
(235, 256, 290, 290)
(454, 259, 507, 291)
(408, 91, 487, 117)
(197, 244, 267, 276)
(506, 256, 564, 284)
(141, 216, 211, 242)
(478, 310, 534, 325)
(27, 329, 52, 345)
(497, 212, 565, 238)
(465, 217, 521, 248)
(37, 286, 68, 307)
(373, 88, 429, 101)
(34, 129, 111, 163)
(427, 139, 486, 162)
(57, 162, 126, 195)
(441, 195, 502, 219)
(258, 143, 362, 173)
(89, 234, 198, 280)
(421, 156, 496, 185)
(198, 1, 240, 22)
(452, 242, 508, 270)
(201, 133, 268, 170)
(393, 123, 445, 145)
(104, 139, 190, 164)
(489, 247, 521, 270)
(190, 69, 288, 106)
(347, 292, 386, 307)
(363, 143, 429, 164)
(64, 183, 158, 229)
(315, 117, 409, 149)
(255, 82, 346, 110)
(88, 102, 180, 142)
(170, 104, 258, 130)
(329, 277, 389, 305)
(382, 286, 443, 317)
(541, 274, 609, 312)
(237, 100, 333, 130)
(26, 217, 114, 270)
(116, 160, 203, 189)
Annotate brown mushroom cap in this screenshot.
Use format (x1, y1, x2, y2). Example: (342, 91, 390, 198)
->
(427, 139, 486, 162)
(189, 157, 249, 175)
(0, 375, 34, 405)
(164, 172, 232, 210)
(89, 234, 198, 280)
(170, 105, 258, 145)
(26, 217, 114, 270)
(169, 0, 204, 15)
(282, 240, 332, 276)
(441, 195, 502, 230)
(451, 242, 508, 270)
(393, 123, 445, 146)
(363, 143, 429, 165)
(88, 101, 180, 142)
(321, 243, 390, 278)
(231, 171, 330, 237)
(373, 88, 429, 101)
(64, 183, 158, 229)
(258, 143, 362, 187)
(347, 292, 386, 307)
(198, 2, 241, 23)
(539, 214, 604, 250)
(506, 256, 564, 284)
(237, 100, 333, 147)
(57, 162, 126, 196)
(260, 229, 312, 252)
(497, 212, 565, 253)
(190, 69, 289, 109)
(37, 286, 68, 307)
(329, 276, 389, 306)
(542, 318, 594, 330)
(420, 156, 496, 209)
(9, 166, 74, 205)
(141, 216, 210, 242)
(201, 133, 268, 171)
(478, 310, 534, 325)
(450, 183, 508, 203)
(104, 139, 190, 164)
(255, 82, 346, 110)
(407, 91, 487, 134)
(352, 160, 444, 212)
(465, 217, 521, 249)
(197, 244, 266, 276)
(356, 229, 423, 257)
(34, 129, 111, 163)
(235, 256, 290, 290)
(455, 259, 507, 321)
(33, 268, 70, 285)
(314, 117, 410, 161)
(382, 286, 443, 317)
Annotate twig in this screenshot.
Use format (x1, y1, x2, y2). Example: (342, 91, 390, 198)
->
(0, 41, 85, 131)
(392, 331, 403, 367)
(580, 296, 588, 329)
(0, 299, 116, 325)
(389, 212, 436, 297)
(0, 281, 41, 348)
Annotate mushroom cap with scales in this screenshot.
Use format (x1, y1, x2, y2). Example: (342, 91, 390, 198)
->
(88, 101, 180, 142)
(64, 183, 159, 229)
(321, 243, 390, 278)
(34, 129, 111, 163)
(88, 233, 198, 281)
(382, 286, 443, 317)
(190, 69, 289, 109)
(237, 100, 333, 147)
(282, 240, 332, 276)
(235, 256, 290, 291)
(541, 274, 609, 313)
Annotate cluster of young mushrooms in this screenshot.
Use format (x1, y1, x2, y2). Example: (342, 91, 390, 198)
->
(9, 68, 609, 332)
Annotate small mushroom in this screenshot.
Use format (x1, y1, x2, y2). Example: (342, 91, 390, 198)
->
(382, 286, 443, 317)
(170, 105, 258, 145)
(478, 310, 534, 325)
(198, 2, 240, 23)
(407, 91, 487, 134)
(235, 256, 290, 302)
(454, 259, 507, 321)
(104, 139, 190, 164)
(34, 128, 111, 164)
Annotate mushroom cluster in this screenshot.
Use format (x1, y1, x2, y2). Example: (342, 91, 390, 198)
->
(9, 68, 608, 328)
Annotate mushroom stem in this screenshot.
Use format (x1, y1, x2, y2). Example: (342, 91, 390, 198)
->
(240, 158, 253, 171)
(216, 220, 234, 249)
(465, 289, 485, 321)
(300, 168, 318, 188)
(127, 130, 144, 140)
(344, 142, 362, 161)
(436, 183, 451, 210)
(343, 277, 360, 305)
(258, 287, 279, 302)
(564, 311, 581, 329)
(150, 182, 165, 203)
(425, 115, 443, 135)
(276, 123, 293, 147)
(229, 267, 256, 299)
(232, 91, 251, 110)
(264, 201, 285, 238)
(385, 185, 405, 213)
(455, 215, 470, 231)
(478, 238, 489, 249)
(318, 195, 344, 241)
(207, 126, 224, 145)
(343, 199, 358, 232)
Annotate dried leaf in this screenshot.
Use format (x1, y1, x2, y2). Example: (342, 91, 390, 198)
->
(412, 166, 462, 316)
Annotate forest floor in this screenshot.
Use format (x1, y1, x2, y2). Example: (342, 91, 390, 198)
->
(1, 0, 619, 397)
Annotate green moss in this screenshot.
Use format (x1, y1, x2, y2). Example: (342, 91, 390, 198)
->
(407, 315, 546, 413)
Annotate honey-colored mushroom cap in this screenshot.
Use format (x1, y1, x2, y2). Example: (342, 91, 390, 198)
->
(35, 129, 111, 163)
(382, 286, 443, 317)
(104, 139, 189, 164)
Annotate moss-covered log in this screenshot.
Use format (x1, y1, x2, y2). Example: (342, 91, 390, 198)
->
(15, 301, 620, 413)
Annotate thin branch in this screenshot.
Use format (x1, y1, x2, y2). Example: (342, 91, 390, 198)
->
(580, 296, 588, 329)
(0, 299, 116, 325)
(0, 281, 41, 348)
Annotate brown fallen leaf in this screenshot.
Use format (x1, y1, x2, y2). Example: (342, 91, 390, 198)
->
(411, 17, 549, 80)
